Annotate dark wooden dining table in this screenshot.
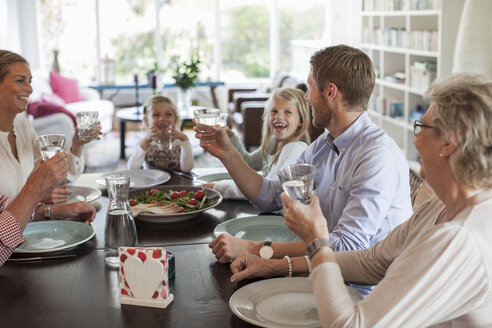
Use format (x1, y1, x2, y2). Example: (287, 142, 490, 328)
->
(0, 172, 263, 328)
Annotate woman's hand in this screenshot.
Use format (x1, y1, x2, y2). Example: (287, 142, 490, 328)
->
(281, 192, 330, 244)
(71, 122, 103, 157)
(26, 153, 69, 200)
(41, 185, 72, 204)
(202, 183, 215, 189)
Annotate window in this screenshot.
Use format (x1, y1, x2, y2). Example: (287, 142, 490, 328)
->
(36, 0, 327, 84)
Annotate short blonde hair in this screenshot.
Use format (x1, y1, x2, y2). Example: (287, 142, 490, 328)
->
(426, 73, 492, 188)
(260, 88, 311, 165)
(142, 94, 181, 130)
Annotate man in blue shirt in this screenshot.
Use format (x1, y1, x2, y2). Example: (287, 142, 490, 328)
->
(200, 45, 412, 295)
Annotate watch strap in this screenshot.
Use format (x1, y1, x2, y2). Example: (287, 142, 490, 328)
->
(306, 238, 332, 260)
(44, 204, 52, 220)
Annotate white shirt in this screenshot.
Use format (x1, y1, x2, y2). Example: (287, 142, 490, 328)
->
(309, 196, 492, 327)
(0, 115, 84, 196)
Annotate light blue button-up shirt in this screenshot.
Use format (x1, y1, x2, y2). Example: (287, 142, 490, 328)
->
(254, 112, 412, 251)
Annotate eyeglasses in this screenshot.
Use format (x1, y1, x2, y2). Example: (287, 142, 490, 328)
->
(413, 120, 435, 136)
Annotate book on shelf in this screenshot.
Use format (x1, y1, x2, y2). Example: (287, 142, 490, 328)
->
(410, 61, 436, 92)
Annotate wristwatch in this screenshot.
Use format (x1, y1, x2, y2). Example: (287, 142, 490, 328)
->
(44, 204, 52, 220)
(306, 238, 332, 260)
(259, 241, 274, 259)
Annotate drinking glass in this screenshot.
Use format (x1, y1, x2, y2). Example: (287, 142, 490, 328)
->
(193, 108, 221, 144)
(36, 134, 66, 161)
(278, 163, 316, 204)
(76, 111, 99, 140)
(104, 175, 138, 269)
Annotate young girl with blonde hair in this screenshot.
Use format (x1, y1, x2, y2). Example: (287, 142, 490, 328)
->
(205, 87, 311, 199)
(127, 95, 193, 172)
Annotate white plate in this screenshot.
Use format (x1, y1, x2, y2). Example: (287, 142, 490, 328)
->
(196, 172, 232, 183)
(66, 186, 102, 203)
(129, 185, 223, 223)
(214, 216, 299, 242)
(14, 221, 95, 254)
(95, 169, 171, 188)
(230, 277, 362, 328)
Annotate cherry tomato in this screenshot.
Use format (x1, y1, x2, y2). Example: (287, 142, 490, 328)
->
(129, 199, 138, 206)
(194, 190, 204, 200)
(150, 188, 158, 196)
(179, 207, 185, 213)
(180, 190, 187, 196)
(187, 199, 198, 206)
(171, 191, 180, 199)
(150, 200, 158, 204)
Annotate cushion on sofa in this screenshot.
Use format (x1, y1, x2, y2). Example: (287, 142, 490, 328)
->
(50, 71, 84, 103)
(27, 98, 77, 126)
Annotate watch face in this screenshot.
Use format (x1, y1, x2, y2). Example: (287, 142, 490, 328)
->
(259, 245, 274, 259)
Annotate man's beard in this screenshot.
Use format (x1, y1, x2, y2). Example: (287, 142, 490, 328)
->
(312, 95, 333, 129)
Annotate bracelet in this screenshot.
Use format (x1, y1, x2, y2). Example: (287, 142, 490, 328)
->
(304, 255, 312, 273)
(284, 256, 292, 277)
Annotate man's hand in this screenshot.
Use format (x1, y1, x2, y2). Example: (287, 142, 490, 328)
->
(282, 192, 329, 244)
(230, 253, 284, 282)
(41, 185, 72, 204)
(209, 233, 261, 263)
(194, 125, 235, 160)
(51, 201, 96, 224)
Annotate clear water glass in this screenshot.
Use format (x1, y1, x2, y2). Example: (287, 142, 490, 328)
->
(36, 134, 66, 161)
(193, 108, 221, 144)
(278, 163, 316, 204)
(104, 175, 138, 269)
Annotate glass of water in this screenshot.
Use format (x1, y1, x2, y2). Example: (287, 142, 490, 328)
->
(36, 134, 66, 161)
(76, 111, 99, 140)
(193, 108, 221, 144)
(278, 163, 316, 204)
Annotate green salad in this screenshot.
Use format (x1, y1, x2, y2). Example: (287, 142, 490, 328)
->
(130, 188, 208, 212)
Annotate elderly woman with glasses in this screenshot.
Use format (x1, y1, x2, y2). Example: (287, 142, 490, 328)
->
(230, 73, 492, 327)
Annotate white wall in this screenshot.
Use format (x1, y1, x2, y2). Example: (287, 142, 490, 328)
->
(1, 0, 40, 68)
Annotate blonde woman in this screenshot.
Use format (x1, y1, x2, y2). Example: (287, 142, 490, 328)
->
(205, 88, 311, 199)
(127, 94, 193, 172)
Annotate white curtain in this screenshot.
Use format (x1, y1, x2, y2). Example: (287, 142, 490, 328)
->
(452, 0, 492, 79)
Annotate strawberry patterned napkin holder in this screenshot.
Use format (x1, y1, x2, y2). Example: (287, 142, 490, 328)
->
(118, 247, 174, 308)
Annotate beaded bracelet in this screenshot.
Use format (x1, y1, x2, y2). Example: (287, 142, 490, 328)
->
(284, 255, 293, 277)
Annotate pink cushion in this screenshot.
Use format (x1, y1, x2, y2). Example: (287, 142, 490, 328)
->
(49, 71, 83, 103)
(27, 99, 77, 126)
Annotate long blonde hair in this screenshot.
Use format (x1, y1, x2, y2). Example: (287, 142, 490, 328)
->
(142, 94, 181, 130)
(260, 88, 311, 165)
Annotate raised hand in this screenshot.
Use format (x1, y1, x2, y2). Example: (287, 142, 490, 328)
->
(281, 192, 329, 244)
(41, 184, 72, 205)
(209, 233, 260, 263)
(194, 124, 235, 159)
(26, 152, 69, 200)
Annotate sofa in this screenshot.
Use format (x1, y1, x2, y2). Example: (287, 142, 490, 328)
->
(28, 69, 115, 147)
(228, 72, 324, 150)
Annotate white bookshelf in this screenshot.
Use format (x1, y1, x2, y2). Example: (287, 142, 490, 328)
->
(361, 0, 464, 161)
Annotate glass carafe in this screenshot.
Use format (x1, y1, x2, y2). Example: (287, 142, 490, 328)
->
(104, 175, 138, 269)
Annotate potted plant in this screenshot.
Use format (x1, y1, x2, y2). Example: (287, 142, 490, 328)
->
(172, 56, 201, 109)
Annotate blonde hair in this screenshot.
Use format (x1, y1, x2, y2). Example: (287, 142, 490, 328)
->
(0, 50, 28, 83)
(426, 73, 492, 188)
(142, 94, 181, 130)
(260, 88, 311, 165)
